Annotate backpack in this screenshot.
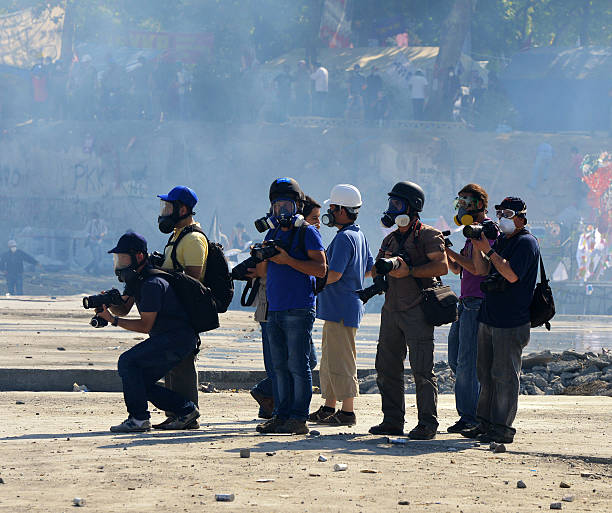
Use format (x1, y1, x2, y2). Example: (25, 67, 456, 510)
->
(530, 254, 555, 330)
(144, 268, 219, 333)
(166, 224, 234, 313)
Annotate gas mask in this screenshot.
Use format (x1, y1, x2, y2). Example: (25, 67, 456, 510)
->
(381, 197, 411, 228)
(113, 253, 140, 285)
(266, 199, 305, 230)
(321, 205, 340, 227)
(499, 217, 516, 234)
(453, 196, 482, 226)
(158, 200, 191, 234)
(9, 246, 16, 253)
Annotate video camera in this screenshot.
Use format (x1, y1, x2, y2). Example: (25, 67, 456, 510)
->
(463, 220, 499, 240)
(357, 251, 411, 304)
(231, 241, 282, 281)
(83, 289, 124, 328)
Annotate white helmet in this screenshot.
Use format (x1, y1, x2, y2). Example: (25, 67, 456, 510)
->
(328, 184, 362, 209)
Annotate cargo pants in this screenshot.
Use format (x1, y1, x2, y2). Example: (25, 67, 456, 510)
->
(375, 305, 438, 430)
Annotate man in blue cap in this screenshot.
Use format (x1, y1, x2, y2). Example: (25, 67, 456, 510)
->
(97, 231, 200, 432)
(154, 186, 208, 430)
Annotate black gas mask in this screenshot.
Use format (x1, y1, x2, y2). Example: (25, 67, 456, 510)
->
(158, 200, 191, 234)
(113, 253, 141, 287)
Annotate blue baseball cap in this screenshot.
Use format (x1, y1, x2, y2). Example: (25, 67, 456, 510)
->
(158, 186, 198, 209)
(108, 232, 148, 254)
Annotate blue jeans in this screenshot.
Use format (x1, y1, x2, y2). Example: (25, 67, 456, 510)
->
(266, 307, 316, 421)
(447, 297, 482, 425)
(253, 323, 317, 405)
(117, 331, 198, 421)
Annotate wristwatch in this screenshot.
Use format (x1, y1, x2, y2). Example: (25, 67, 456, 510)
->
(485, 248, 495, 259)
(112, 316, 119, 327)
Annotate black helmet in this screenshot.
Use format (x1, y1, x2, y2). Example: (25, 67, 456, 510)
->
(269, 177, 304, 203)
(388, 181, 425, 212)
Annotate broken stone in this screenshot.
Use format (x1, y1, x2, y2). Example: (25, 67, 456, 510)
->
(493, 444, 507, 453)
(308, 472, 320, 477)
(547, 360, 582, 373)
(72, 383, 89, 392)
(239, 449, 250, 458)
(309, 430, 321, 436)
(266, 452, 276, 456)
(561, 496, 574, 502)
(199, 383, 218, 393)
(72, 497, 85, 507)
(360, 469, 378, 474)
(550, 502, 562, 510)
(517, 480, 527, 489)
(318, 455, 327, 462)
(57, 347, 66, 351)
(15, 401, 25, 405)
(489, 442, 498, 451)
(398, 500, 410, 505)
(0, 477, 5, 484)
(559, 481, 571, 488)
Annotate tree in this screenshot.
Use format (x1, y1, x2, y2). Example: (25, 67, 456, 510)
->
(426, 0, 475, 121)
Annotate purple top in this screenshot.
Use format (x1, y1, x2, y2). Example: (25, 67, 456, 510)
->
(460, 237, 493, 299)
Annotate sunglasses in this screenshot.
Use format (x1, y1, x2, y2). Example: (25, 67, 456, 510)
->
(496, 209, 525, 219)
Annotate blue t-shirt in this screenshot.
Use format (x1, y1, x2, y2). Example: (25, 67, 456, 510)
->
(317, 224, 374, 328)
(265, 225, 325, 312)
(135, 274, 192, 336)
(479, 230, 540, 328)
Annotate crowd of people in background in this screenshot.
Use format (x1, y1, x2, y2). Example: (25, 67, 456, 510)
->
(0, 52, 492, 127)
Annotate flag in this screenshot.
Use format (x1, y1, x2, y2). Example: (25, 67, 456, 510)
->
(319, 0, 353, 48)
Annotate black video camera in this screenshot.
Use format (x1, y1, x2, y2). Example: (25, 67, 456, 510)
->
(231, 241, 282, 281)
(83, 289, 124, 328)
(463, 220, 499, 240)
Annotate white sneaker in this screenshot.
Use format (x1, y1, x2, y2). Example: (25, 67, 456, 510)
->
(110, 417, 151, 433)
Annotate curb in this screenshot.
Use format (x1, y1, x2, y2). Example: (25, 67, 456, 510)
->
(0, 368, 378, 392)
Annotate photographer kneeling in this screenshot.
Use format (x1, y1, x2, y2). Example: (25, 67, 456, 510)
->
(463, 197, 539, 444)
(96, 232, 200, 433)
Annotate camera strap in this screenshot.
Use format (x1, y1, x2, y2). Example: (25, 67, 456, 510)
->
(240, 277, 261, 307)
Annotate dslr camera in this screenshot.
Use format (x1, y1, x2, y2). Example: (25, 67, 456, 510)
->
(231, 241, 282, 281)
(480, 272, 509, 294)
(83, 289, 124, 328)
(463, 220, 499, 240)
(357, 251, 411, 304)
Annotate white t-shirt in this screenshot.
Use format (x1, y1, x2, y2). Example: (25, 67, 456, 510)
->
(310, 67, 329, 92)
(408, 74, 428, 99)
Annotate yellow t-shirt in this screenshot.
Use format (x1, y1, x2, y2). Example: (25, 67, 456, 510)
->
(162, 222, 208, 282)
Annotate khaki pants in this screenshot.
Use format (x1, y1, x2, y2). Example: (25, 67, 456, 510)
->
(164, 352, 199, 416)
(319, 320, 359, 402)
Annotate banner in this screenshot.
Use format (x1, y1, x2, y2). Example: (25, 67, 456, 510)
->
(0, 5, 65, 69)
(319, 0, 353, 48)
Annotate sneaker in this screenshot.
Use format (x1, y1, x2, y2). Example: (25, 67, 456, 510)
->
(319, 410, 356, 426)
(152, 417, 175, 429)
(447, 420, 476, 434)
(256, 416, 284, 434)
(110, 417, 151, 433)
(308, 405, 335, 423)
(477, 431, 514, 444)
(250, 390, 274, 418)
(407, 424, 437, 440)
(460, 425, 487, 439)
(275, 418, 309, 435)
(153, 408, 200, 430)
(368, 422, 404, 436)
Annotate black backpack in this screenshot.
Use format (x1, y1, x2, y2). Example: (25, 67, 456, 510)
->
(144, 268, 219, 333)
(165, 224, 234, 313)
(530, 254, 555, 331)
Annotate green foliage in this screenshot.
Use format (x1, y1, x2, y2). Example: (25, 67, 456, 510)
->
(3, 0, 612, 63)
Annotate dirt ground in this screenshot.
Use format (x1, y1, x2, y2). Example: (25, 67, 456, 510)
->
(0, 393, 610, 512)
